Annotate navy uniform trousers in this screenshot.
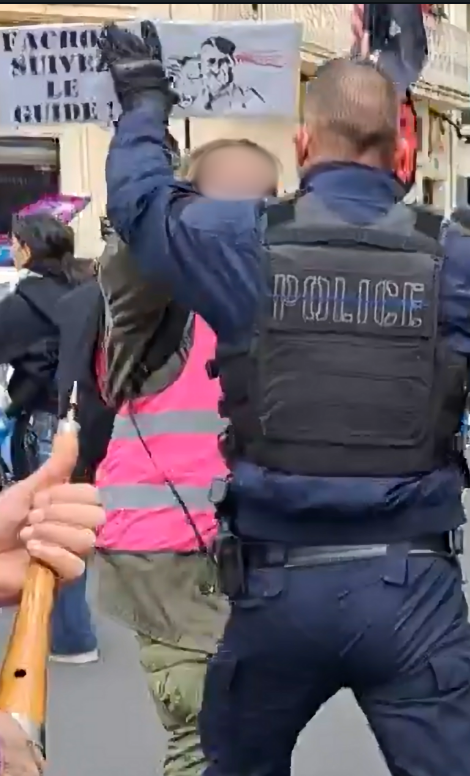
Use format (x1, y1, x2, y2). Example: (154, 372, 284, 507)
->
(199, 552, 470, 776)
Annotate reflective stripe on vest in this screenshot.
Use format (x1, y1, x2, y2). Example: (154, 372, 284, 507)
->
(112, 410, 226, 439)
(100, 483, 212, 511)
(96, 315, 225, 553)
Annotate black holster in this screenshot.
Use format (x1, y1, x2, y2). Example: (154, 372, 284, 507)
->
(210, 477, 246, 599)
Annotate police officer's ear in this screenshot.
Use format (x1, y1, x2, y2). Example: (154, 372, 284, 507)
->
(294, 126, 310, 169)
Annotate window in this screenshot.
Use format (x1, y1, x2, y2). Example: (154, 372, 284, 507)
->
(422, 177, 446, 210)
(0, 137, 59, 237)
(423, 177, 434, 205)
(416, 116, 423, 152)
(456, 175, 470, 206)
(0, 166, 59, 236)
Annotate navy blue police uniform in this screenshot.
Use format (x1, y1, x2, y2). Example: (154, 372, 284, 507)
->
(106, 100, 470, 776)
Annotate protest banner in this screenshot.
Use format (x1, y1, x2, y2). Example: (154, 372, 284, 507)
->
(0, 20, 302, 127)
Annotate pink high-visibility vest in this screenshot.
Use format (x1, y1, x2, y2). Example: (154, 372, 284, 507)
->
(96, 316, 227, 553)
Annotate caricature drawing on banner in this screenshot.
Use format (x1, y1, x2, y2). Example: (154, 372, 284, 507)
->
(167, 39, 269, 112)
(0, 19, 301, 128)
(164, 25, 296, 115)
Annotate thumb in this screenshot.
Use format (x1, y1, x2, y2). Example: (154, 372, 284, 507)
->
(20, 430, 79, 498)
(141, 20, 162, 59)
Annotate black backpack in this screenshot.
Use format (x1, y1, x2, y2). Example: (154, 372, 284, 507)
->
(97, 225, 189, 408)
(56, 279, 116, 480)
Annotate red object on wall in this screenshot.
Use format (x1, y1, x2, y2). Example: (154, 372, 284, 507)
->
(395, 92, 418, 193)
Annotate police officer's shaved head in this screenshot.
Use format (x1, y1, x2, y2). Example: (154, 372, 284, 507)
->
(303, 58, 399, 169)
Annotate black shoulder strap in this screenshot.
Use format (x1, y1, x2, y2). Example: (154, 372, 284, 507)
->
(206, 342, 248, 380)
(412, 207, 443, 241)
(265, 222, 442, 257)
(131, 304, 191, 392)
(265, 193, 299, 228)
(145, 304, 190, 372)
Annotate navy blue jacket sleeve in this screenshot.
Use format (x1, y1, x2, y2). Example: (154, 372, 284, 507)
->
(106, 102, 263, 342)
(440, 223, 470, 357)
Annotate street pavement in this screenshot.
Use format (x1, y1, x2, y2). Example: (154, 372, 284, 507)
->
(2, 514, 470, 776)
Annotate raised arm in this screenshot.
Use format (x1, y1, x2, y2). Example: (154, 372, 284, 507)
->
(101, 22, 263, 342)
(106, 103, 262, 341)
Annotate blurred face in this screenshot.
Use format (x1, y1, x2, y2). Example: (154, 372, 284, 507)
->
(197, 147, 277, 199)
(11, 235, 30, 270)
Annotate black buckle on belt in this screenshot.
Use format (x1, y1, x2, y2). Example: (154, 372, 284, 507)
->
(205, 358, 218, 379)
(448, 528, 464, 556)
(208, 476, 231, 507)
(453, 431, 467, 454)
(449, 434, 470, 488)
(209, 477, 244, 598)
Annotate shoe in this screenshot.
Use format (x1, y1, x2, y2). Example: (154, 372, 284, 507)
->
(49, 648, 99, 664)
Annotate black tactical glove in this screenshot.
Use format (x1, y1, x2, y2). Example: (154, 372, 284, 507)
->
(98, 20, 178, 113)
(99, 215, 114, 240)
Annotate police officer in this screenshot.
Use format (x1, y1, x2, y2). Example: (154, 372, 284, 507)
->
(100, 23, 470, 776)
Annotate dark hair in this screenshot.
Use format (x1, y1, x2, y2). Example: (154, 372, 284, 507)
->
(202, 36, 236, 59)
(12, 212, 85, 283)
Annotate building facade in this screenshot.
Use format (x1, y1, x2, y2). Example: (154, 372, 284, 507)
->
(0, 3, 468, 256)
(452, 5, 470, 207)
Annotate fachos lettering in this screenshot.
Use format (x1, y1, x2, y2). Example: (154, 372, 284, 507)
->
(2, 29, 101, 54)
(0, 25, 113, 125)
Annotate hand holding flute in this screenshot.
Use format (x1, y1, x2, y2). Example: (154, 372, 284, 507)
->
(0, 387, 105, 774)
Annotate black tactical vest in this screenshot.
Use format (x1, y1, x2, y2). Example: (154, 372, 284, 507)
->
(210, 197, 468, 477)
(97, 227, 192, 408)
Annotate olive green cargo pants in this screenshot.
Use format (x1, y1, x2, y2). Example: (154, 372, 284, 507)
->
(96, 552, 229, 776)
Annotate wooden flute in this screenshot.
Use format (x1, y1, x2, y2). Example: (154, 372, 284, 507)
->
(0, 384, 80, 755)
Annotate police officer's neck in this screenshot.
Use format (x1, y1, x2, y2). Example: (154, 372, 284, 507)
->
(301, 134, 390, 172)
(303, 149, 389, 173)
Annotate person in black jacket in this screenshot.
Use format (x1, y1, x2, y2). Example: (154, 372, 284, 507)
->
(2, 212, 99, 664)
(0, 215, 75, 427)
(56, 270, 116, 483)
